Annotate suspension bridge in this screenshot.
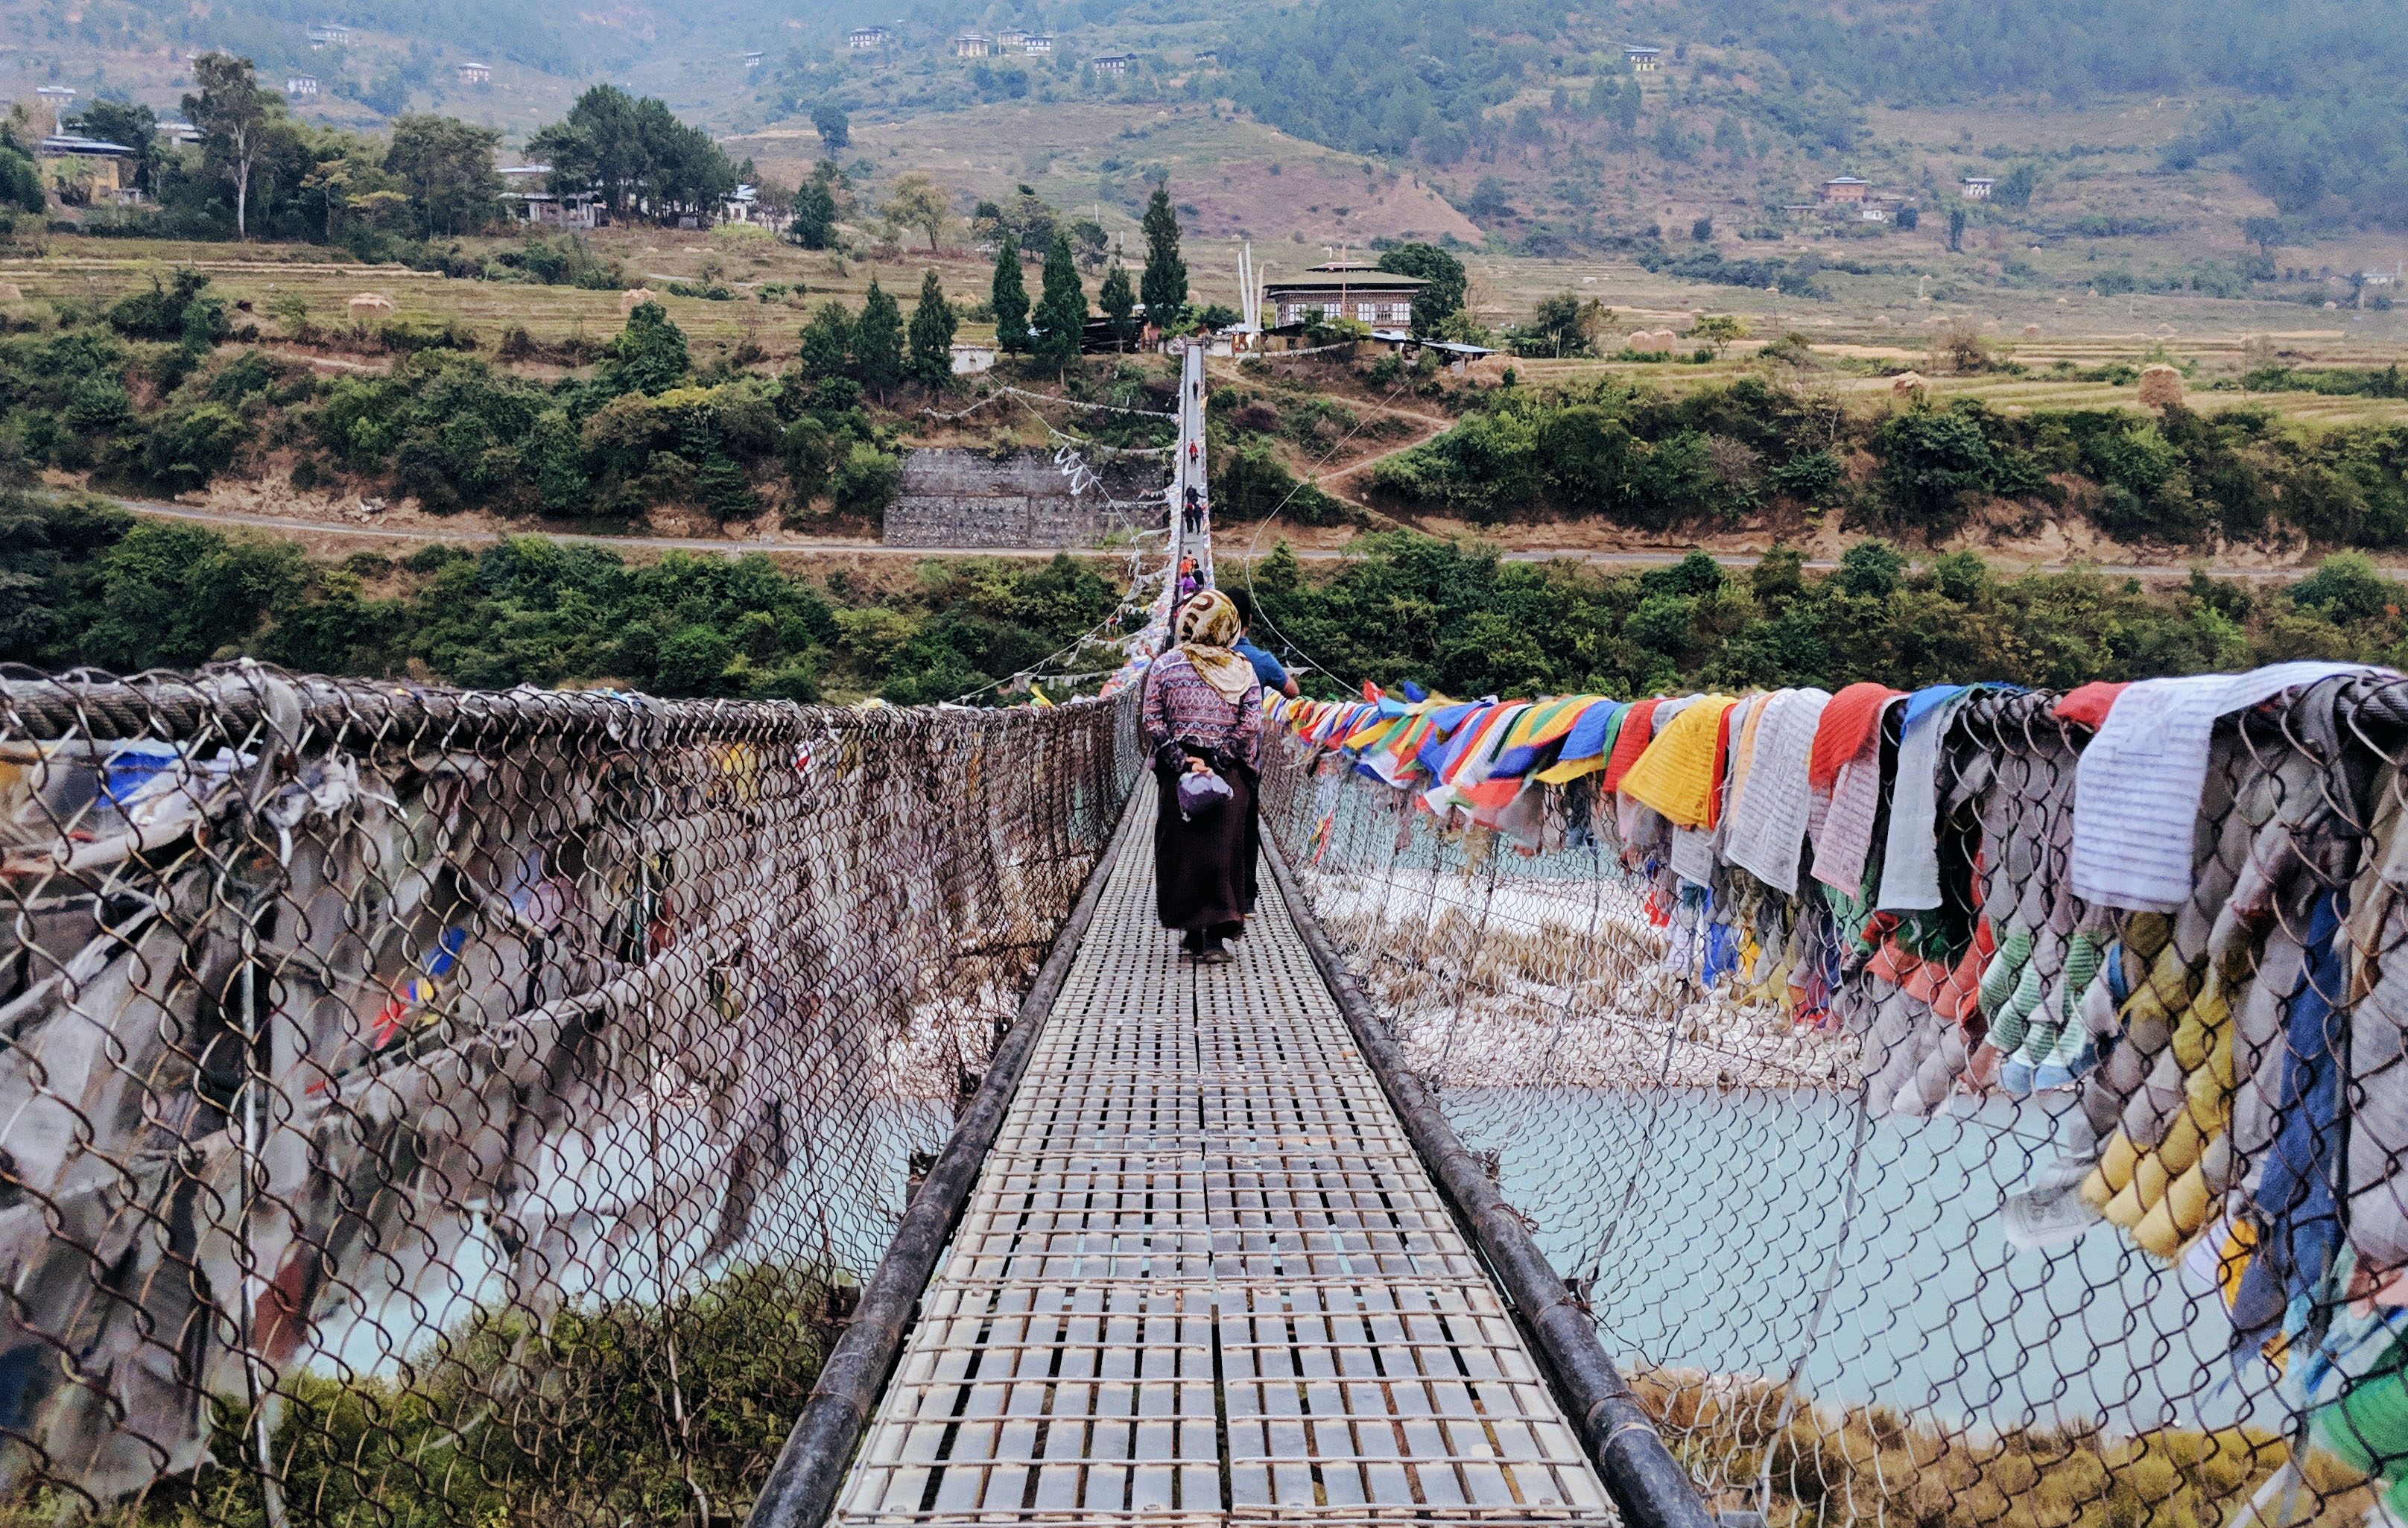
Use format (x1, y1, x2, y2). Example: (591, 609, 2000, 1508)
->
(1, 340, 2391, 1528)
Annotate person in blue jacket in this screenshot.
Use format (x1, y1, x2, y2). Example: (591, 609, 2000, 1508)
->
(1227, 589, 1302, 699)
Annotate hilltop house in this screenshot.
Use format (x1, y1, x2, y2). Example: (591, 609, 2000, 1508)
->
(744, 49, 765, 68)
(306, 23, 350, 45)
(1022, 34, 1054, 53)
(285, 75, 318, 97)
(34, 86, 75, 136)
(846, 25, 890, 47)
(498, 164, 601, 229)
(1625, 45, 1660, 70)
(1961, 176, 1993, 200)
(955, 33, 991, 56)
(1091, 53, 1134, 75)
(1819, 175, 1868, 203)
(996, 27, 1027, 48)
(1263, 266, 1425, 328)
(456, 60, 490, 84)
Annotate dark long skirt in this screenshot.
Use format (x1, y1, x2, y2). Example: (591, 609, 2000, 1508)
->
(1153, 761, 1260, 936)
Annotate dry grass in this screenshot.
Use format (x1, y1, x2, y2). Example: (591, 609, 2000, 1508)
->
(1631, 1367, 2379, 1528)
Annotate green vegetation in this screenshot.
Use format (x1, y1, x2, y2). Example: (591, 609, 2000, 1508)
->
(1368, 373, 2408, 547)
(0, 491, 1127, 703)
(0, 273, 957, 525)
(1244, 536, 2408, 701)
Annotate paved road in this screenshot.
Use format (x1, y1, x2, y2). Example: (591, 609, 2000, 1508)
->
(101, 494, 2345, 580)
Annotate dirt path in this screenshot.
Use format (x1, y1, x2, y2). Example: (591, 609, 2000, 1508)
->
(98, 494, 2374, 581)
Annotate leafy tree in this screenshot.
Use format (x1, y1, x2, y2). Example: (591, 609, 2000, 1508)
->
(1139, 184, 1187, 325)
(531, 85, 735, 224)
(811, 105, 850, 151)
(882, 171, 950, 252)
(1068, 218, 1109, 271)
(1875, 406, 1998, 525)
(2243, 215, 2284, 254)
(0, 145, 39, 216)
(990, 231, 1030, 355)
(797, 301, 854, 380)
(1691, 217, 1714, 241)
(1097, 263, 1138, 351)
(606, 301, 690, 395)
(1375, 242, 1466, 337)
(1521, 292, 1603, 357)
(853, 279, 904, 393)
(184, 52, 278, 238)
(1994, 162, 2038, 209)
(1034, 232, 1089, 369)
(70, 101, 161, 194)
(1690, 314, 1749, 356)
(383, 115, 502, 235)
(789, 177, 838, 249)
(907, 270, 958, 388)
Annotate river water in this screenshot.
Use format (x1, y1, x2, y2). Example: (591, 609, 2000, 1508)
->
(1445, 1085, 2289, 1439)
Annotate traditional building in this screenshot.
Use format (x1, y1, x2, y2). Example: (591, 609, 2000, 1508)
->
(1819, 175, 1868, 203)
(37, 133, 138, 205)
(456, 60, 490, 84)
(1961, 176, 1993, 200)
(1021, 34, 1054, 53)
(285, 75, 319, 97)
(846, 25, 890, 48)
(955, 33, 991, 56)
(1091, 52, 1134, 75)
(743, 49, 766, 69)
(34, 86, 75, 136)
(995, 27, 1027, 48)
(305, 23, 350, 45)
(1625, 45, 1661, 70)
(1262, 267, 1425, 328)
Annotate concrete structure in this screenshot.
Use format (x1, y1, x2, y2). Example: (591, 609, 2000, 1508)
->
(846, 25, 890, 47)
(1262, 267, 1423, 327)
(881, 448, 1164, 548)
(1626, 45, 1661, 69)
(34, 86, 75, 136)
(456, 61, 490, 84)
(949, 343, 996, 375)
(954, 32, 991, 56)
(1962, 176, 1993, 200)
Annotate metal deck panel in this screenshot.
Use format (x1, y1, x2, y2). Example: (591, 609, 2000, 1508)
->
(831, 790, 1613, 1525)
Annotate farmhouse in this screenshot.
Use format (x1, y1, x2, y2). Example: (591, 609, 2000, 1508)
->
(1626, 45, 1661, 70)
(847, 25, 890, 47)
(1261, 266, 1425, 327)
(1819, 176, 1868, 203)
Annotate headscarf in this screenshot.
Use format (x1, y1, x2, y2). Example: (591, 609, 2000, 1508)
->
(1173, 589, 1258, 703)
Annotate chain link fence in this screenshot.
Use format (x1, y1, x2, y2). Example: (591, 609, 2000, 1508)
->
(0, 662, 1139, 1526)
(1261, 675, 2408, 1528)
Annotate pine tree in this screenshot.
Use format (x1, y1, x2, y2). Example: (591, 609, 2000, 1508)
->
(854, 278, 904, 393)
(990, 231, 1030, 355)
(1097, 262, 1137, 351)
(1139, 183, 1187, 327)
(907, 269, 959, 388)
(1034, 231, 1088, 370)
(797, 301, 853, 381)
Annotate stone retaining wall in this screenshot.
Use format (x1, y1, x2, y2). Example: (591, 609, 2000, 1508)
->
(881, 447, 1166, 548)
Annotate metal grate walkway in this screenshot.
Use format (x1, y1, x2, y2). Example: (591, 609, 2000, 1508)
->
(832, 791, 1616, 1525)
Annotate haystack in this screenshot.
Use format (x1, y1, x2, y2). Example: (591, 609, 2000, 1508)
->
(2138, 363, 2184, 408)
(1650, 329, 1679, 351)
(620, 287, 659, 314)
(346, 292, 395, 318)
(0, 282, 21, 304)
(2022, 324, 2041, 339)
(1627, 330, 1657, 352)
(1891, 371, 1928, 399)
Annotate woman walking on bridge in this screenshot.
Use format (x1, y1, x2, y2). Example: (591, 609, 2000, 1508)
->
(1141, 589, 1263, 964)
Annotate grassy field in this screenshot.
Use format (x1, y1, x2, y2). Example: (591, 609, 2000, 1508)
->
(6, 227, 2404, 437)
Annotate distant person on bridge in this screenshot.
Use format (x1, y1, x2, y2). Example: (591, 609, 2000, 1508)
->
(1182, 485, 1203, 534)
(1227, 589, 1301, 700)
(1142, 589, 1263, 965)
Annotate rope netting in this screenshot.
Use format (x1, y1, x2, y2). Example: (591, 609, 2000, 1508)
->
(0, 662, 1140, 1524)
(1259, 671, 2408, 1528)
